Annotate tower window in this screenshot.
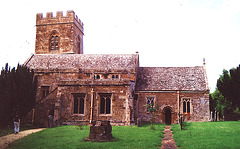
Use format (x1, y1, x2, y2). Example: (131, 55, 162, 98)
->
(50, 35, 59, 51)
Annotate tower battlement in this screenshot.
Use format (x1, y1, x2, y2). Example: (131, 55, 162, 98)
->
(36, 10, 84, 33)
(35, 10, 84, 55)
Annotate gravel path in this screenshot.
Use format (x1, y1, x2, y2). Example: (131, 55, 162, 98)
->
(0, 128, 45, 149)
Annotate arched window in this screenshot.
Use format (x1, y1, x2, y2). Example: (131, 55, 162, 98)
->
(50, 33, 59, 51)
(182, 98, 191, 113)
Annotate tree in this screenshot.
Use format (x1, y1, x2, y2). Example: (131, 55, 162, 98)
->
(217, 65, 240, 113)
(210, 89, 231, 119)
(147, 104, 159, 129)
(0, 63, 37, 128)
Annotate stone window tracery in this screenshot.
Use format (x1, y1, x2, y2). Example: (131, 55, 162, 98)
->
(73, 94, 85, 114)
(99, 93, 111, 114)
(146, 96, 155, 111)
(183, 98, 191, 113)
(49, 32, 59, 51)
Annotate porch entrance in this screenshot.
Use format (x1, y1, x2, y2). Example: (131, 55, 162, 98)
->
(163, 106, 173, 125)
(165, 108, 171, 125)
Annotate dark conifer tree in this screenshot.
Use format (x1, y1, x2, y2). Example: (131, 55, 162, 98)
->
(0, 63, 37, 128)
(217, 65, 240, 113)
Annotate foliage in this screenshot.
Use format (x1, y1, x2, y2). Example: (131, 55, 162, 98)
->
(0, 63, 37, 128)
(217, 65, 240, 113)
(147, 104, 159, 129)
(210, 89, 231, 116)
(172, 121, 240, 149)
(8, 124, 165, 149)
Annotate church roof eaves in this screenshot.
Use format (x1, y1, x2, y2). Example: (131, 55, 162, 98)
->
(24, 54, 138, 72)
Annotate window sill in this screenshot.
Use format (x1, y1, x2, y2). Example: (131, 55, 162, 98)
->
(99, 114, 112, 116)
(72, 114, 85, 116)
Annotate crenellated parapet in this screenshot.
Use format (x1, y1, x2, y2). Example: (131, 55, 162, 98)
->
(36, 10, 84, 33)
(35, 10, 84, 54)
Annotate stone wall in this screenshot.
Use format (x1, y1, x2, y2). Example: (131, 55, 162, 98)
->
(33, 68, 136, 126)
(57, 85, 133, 125)
(136, 91, 209, 124)
(35, 10, 83, 54)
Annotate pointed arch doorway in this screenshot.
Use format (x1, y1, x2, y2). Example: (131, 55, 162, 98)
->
(163, 106, 174, 125)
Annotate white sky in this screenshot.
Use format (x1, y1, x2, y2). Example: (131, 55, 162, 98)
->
(0, 0, 240, 93)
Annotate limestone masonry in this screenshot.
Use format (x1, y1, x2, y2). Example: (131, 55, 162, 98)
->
(24, 10, 210, 127)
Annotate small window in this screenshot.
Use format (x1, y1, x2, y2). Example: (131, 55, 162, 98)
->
(147, 97, 155, 109)
(97, 75, 100, 79)
(41, 86, 49, 98)
(94, 74, 101, 79)
(73, 94, 85, 114)
(50, 35, 59, 51)
(112, 75, 119, 79)
(99, 93, 111, 114)
(183, 98, 191, 114)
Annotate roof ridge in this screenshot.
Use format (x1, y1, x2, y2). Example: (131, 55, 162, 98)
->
(139, 66, 203, 68)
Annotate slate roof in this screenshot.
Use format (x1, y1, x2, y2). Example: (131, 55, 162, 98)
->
(25, 54, 137, 72)
(136, 67, 208, 91)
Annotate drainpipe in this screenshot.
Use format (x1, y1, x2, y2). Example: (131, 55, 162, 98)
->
(90, 88, 94, 124)
(177, 91, 180, 113)
(177, 91, 180, 123)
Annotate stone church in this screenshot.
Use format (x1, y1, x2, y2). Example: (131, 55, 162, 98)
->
(24, 11, 210, 127)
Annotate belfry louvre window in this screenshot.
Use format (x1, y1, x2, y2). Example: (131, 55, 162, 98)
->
(99, 93, 111, 114)
(73, 94, 85, 114)
(183, 98, 191, 113)
(50, 35, 59, 51)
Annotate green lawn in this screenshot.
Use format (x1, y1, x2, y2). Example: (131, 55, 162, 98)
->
(171, 121, 240, 149)
(8, 124, 165, 149)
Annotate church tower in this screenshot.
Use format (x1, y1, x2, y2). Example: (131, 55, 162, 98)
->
(35, 10, 84, 54)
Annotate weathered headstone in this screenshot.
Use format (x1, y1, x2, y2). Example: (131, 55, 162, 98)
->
(85, 121, 113, 142)
(137, 118, 142, 127)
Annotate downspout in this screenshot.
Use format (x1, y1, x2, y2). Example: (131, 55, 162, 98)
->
(90, 88, 94, 124)
(177, 91, 180, 123)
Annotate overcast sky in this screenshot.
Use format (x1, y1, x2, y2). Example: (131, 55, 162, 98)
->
(0, 0, 240, 93)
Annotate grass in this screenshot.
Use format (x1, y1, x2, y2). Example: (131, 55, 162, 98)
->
(0, 124, 38, 137)
(8, 124, 165, 149)
(171, 121, 240, 149)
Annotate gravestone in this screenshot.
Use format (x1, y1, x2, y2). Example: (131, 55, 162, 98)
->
(85, 121, 113, 142)
(137, 118, 142, 127)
